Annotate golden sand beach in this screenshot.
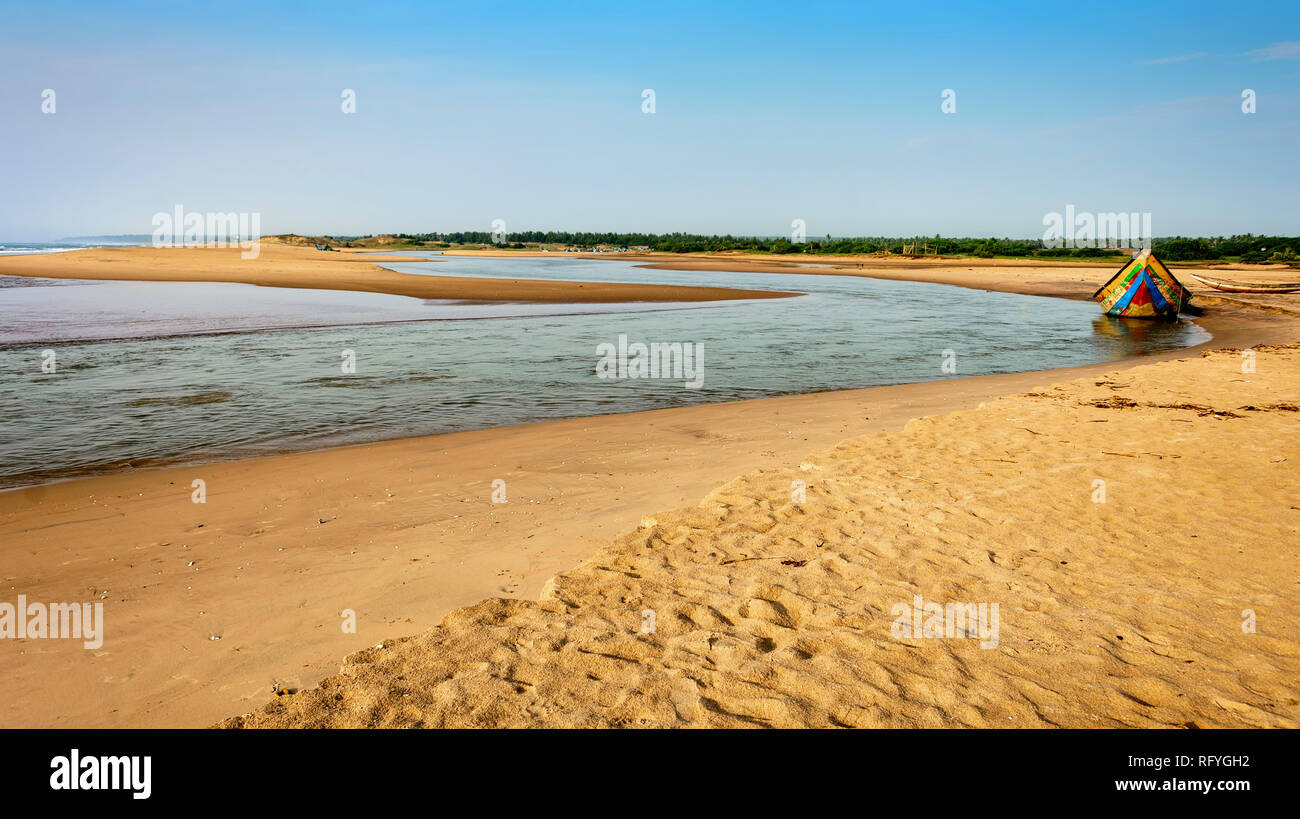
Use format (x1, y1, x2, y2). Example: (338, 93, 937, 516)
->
(221, 342, 1300, 728)
(0, 250, 1296, 728)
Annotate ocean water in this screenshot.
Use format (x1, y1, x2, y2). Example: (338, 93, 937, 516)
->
(0, 240, 140, 256)
(0, 254, 1208, 489)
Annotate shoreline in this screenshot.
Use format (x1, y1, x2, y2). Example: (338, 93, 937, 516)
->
(0, 289, 1251, 495)
(1, 256, 1296, 727)
(1, 248, 1235, 494)
(0, 244, 797, 304)
(437, 248, 1300, 315)
(2, 344, 1270, 728)
(629, 254, 1300, 314)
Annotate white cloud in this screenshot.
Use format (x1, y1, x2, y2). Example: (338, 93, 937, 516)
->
(1244, 41, 1300, 61)
(1143, 52, 1207, 65)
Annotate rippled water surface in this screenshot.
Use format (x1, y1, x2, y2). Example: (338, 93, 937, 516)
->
(0, 255, 1208, 488)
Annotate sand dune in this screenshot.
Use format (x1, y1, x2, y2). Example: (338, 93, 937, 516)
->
(221, 343, 1300, 728)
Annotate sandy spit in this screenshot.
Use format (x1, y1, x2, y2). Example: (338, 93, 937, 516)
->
(0, 244, 796, 304)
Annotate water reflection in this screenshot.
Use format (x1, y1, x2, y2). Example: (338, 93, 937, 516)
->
(1092, 315, 1193, 358)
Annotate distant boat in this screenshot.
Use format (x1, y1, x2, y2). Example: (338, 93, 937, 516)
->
(1185, 272, 1300, 294)
(1093, 250, 1192, 319)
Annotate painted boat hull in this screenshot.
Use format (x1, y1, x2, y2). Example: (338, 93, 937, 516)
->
(1092, 251, 1191, 319)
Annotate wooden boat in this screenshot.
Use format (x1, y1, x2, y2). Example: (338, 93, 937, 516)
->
(1092, 250, 1192, 319)
(1186, 272, 1300, 294)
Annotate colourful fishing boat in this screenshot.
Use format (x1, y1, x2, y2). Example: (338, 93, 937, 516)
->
(1092, 250, 1192, 319)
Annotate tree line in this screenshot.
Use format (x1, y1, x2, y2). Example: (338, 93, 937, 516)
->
(333, 232, 1300, 262)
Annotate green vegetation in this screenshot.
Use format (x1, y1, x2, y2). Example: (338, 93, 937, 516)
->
(273, 232, 1300, 265)
(1149, 236, 1300, 262)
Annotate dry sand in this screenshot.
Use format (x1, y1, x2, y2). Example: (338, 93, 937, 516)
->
(14, 350, 1267, 729)
(221, 341, 1300, 728)
(0, 252, 1296, 728)
(0, 244, 794, 304)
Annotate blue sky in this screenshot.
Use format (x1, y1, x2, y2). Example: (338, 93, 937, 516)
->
(2, 0, 1297, 239)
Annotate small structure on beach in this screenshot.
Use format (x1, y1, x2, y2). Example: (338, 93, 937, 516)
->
(1093, 250, 1192, 319)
